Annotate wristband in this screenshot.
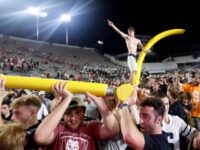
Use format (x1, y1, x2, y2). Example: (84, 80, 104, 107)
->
(121, 103, 130, 108)
(116, 103, 122, 109)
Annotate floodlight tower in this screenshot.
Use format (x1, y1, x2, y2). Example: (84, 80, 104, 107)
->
(97, 40, 103, 53)
(27, 7, 47, 40)
(60, 14, 71, 45)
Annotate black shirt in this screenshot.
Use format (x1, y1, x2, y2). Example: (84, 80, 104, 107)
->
(25, 121, 46, 150)
(126, 133, 171, 150)
(169, 100, 187, 122)
(143, 134, 171, 150)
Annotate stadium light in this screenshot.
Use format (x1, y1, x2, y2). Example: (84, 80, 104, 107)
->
(97, 40, 103, 45)
(27, 7, 48, 40)
(60, 14, 71, 45)
(97, 40, 103, 53)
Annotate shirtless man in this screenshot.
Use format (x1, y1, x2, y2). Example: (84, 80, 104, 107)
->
(108, 19, 144, 84)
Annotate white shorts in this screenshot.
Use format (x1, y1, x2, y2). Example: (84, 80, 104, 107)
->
(127, 55, 137, 72)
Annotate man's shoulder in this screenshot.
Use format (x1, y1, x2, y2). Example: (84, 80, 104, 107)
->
(26, 121, 41, 139)
(25, 121, 46, 150)
(26, 121, 41, 133)
(129, 36, 141, 42)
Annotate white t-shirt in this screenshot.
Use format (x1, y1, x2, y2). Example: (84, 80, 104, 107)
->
(37, 103, 49, 120)
(162, 114, 196, 150)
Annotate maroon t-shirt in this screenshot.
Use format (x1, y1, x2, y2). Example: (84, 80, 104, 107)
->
(48, 121, 102, 150)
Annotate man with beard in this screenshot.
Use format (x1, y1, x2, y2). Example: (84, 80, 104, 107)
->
(120, 87, 170, 150)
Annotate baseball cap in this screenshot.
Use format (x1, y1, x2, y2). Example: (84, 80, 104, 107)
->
(67, 96, 86, 110)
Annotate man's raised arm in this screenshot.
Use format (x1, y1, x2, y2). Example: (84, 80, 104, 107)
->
(34, 81, 73, 145)
(120, 86, 145, 149)
(107, 19, 128, 39)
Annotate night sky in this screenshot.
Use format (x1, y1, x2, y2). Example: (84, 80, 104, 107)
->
(0, 0, 199, 58)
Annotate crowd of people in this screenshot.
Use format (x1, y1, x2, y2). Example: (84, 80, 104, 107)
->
(0, 41, 130, 86)
(1, 22, 200, 150)
(1, 69, 200, 150)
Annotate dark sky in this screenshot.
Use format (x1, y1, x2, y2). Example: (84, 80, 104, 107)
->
(0, 0, 199, 57)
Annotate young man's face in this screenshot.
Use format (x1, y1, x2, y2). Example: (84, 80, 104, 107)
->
(11, 105, 34, 126)
(161, 97, 170, 115)
(128, 29, 134, 36)
(182, 98, 191, 106)
(1, 104, 10, 116)
(140, 88, 150, 99)
(185, 73, 190, 79)
(64, 107, 85, 130)
(192, 77, 200, 86)
(139, 106, 161, 134)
